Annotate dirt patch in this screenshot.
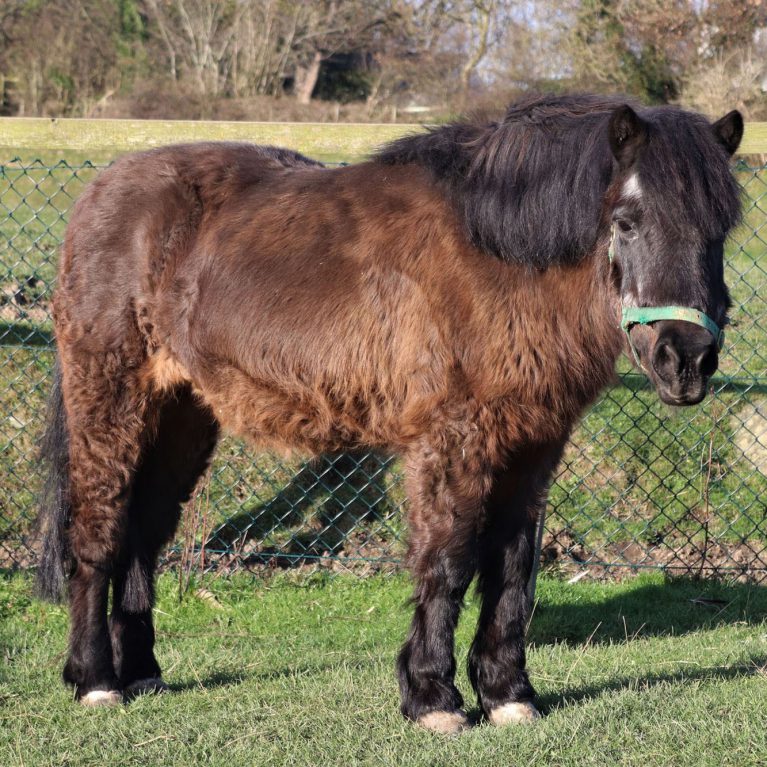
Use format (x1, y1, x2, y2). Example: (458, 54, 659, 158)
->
(0, 540, 37, 570)
(6, 521, 765, 584)
(540, 530, 767, 584)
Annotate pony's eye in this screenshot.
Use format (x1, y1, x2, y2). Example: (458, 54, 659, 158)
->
(616, 219, 634, 234)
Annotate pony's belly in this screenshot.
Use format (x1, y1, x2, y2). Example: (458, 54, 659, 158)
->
(187, 360, 408, 455)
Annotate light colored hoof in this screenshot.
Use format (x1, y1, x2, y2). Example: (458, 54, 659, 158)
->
(80, 689, 122, 707)
(488, 701, 541, 726)
(125, 677, 169, 697)
(416, 710, 470, 735)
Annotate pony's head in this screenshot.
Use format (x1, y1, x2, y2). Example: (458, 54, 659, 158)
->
(376, 94, 744, 406)
(605, 104, 743, 405)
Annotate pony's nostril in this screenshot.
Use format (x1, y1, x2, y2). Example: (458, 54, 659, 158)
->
(652, 340, 682, 382)
(695, 343, 718, 378)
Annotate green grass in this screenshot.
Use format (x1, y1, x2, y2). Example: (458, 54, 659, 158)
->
(1, 572, 766, 766)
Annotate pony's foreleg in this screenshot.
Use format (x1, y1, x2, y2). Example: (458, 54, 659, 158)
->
(110, 388, 219, 696)
(468, 443, 564, 725)
(397, 442, 488, 734)
(61, 355, 149, 705)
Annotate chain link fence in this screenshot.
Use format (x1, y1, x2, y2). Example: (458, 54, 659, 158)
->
(1, 154, 766, 581)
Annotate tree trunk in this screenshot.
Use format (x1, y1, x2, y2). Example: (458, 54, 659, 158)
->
(460, 1, 494, 95)
(294, 50, 322, 104)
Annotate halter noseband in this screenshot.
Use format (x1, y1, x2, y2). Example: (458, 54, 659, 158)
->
(607, 226, 725, 367)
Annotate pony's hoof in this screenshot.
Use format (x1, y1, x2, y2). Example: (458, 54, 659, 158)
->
(79, 689, 123, 707)
(488, 701, 540, 726)
(416, 710, 470, 735)
(125, 677, 169, 698)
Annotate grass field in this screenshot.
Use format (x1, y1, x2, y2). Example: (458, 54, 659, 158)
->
(1, 151, 766, 575)
(1, 571, 766, 766)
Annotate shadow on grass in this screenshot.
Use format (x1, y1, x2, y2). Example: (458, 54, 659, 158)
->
(168, 659, 374, 694)
(459, 655, 766, 722)
(535, 655, 767, 715)
(528, 577, 767, 646)
(169, 670, 249, 693)
(167, 654, 766, 724)
(0, 321, 53, 347)
(161, 579, 767, 709)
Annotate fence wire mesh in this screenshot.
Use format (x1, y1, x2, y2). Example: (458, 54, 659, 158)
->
(1, 156, 766, 581)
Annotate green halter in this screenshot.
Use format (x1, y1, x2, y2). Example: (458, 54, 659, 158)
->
(607, 226, 725, 367)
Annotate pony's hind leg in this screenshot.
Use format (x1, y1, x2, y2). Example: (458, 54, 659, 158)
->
(110, 387, 219, 696)
(397, 439, 490, 734)
(468, 443, 564, 725)
(60, 351, 151, 706)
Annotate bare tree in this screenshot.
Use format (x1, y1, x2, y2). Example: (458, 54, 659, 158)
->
(454, 0, 499, 95)
(2, 0, 762, 118)
(144, 0, 242, 97)
(363, 0, 508, 114)
(229, 0, 297, 97)
(564, 0, 767, 103)
(681, 46, 767, 120)
(0, 0, 122, 115)
(286, 0, 400, 104)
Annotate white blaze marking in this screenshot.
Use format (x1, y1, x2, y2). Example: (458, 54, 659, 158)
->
(622, 173, 642, 200)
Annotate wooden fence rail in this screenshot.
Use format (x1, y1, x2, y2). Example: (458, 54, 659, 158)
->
(1, 117, 766, 157)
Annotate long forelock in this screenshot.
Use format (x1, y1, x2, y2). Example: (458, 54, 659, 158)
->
(377, 94, 627, 267)
(375, 95, 742, 267)
(462, 106, 619, 266)
(635, 108, 742, 242)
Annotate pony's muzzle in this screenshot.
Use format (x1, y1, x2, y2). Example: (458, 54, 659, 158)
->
(650, 321, 719, 405)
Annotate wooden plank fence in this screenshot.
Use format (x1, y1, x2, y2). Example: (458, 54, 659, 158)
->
(1, 117, 766, 157)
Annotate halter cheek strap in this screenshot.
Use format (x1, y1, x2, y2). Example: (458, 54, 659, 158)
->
(608, 227, 725, 367)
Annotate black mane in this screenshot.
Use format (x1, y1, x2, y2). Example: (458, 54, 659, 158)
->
(375, 93, 741, 267)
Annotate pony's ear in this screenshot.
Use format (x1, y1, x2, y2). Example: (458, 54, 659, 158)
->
(608, 105, 648, 169)
(711, 110, 743, 156)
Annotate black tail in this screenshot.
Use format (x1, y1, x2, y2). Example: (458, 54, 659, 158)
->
(36, 356, 71, 602)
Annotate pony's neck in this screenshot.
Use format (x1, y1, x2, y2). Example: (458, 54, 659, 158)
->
(470, 245, 625, 439)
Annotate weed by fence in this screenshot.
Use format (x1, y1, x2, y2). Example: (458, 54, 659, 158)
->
(1, 147, 766, 581)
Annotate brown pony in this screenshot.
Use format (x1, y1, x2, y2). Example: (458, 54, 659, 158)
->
(37, 94, 743, 733)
